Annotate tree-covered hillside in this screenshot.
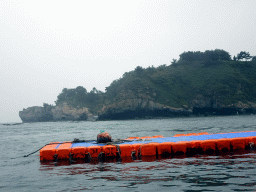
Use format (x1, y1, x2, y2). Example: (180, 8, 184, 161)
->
(104, 49, 256, 109)
(55, 49, 256, 116)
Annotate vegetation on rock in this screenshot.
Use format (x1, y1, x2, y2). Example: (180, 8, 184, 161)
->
(55, 86, 104, 115)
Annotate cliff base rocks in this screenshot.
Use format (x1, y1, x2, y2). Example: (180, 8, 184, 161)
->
(19, 103, 93, 123)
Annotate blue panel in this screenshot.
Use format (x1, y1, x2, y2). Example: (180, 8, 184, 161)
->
(72, 143, 95, 148)
(66, 131, 256, 147)
(55, 144, 62, 149)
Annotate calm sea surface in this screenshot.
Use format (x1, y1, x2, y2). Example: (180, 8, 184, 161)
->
(1, 115, 256, 192)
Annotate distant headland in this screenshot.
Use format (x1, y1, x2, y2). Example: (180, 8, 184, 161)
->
(19, 49, 256, 122)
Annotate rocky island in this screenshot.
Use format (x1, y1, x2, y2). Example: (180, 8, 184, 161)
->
(19, 49, 256, 122)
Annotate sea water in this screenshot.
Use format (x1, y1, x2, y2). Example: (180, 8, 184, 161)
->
(1, 115, 256, 192)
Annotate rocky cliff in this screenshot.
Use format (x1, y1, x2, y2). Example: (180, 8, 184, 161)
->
(97, 88, 256, 120)
(19, 106, 52, 122)
(99, 59, 256, 120)
(19, 103, 93, 123)
(97, 90, 192, 120)
(191, 94, 256, 115)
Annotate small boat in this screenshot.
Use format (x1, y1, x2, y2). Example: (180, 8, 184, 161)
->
(40, 131, 256, 162)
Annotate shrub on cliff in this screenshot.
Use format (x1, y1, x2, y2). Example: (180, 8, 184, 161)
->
(55, 86, 104, 115)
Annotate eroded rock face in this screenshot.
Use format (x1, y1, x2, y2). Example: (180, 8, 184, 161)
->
(98, 88, 256, 120)
(19, 106, 53, 122)
(51, 103, 90, 121)
(19, 103, 92, 123)
(98, 90, 192, 120)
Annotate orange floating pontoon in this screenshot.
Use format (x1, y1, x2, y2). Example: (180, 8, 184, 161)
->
(40, 131, 256, 162)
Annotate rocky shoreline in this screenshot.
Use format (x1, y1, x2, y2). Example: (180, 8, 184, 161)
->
(19, 103, 96, 123)
(19, 99, 256, 123)
(19, 104, 256, 123)
(96, 97, 256, 120)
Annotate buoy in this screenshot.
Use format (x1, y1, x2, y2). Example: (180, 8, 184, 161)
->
(97, 131, 112, 143)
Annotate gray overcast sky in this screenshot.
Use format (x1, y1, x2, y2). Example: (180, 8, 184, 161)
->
(1, 0, 256, 123)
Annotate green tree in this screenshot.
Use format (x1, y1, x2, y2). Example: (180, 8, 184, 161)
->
(179, 51, 196, 61)
(145, 66, 155, 74)
(75, 86, 87, 105)
(171, 59, 177, 65)
(157, 64, 167, 70)
(75, 86, 87, 94)
(134, 66, 144, 76)
(55, 88, 68, 104)
(214, 49, 231, 61)
(237, 51, 252, 61)
(245, 52, 252, 61)
(55, 86, 87, 107)
(204, 50, 214, 61)
(179, 49, 230, 62)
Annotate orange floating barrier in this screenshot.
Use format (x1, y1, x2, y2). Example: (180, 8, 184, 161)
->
(56, 143, 72, 159)
(186, 140, 203, 154)
(185, 133, 197, 136)
(157, 142, 172, 156)
(71, 147, 88, 159)
(126, 137, 140, 140)
(140, 136, 152, 139)
(172, 141, 187, 154)
(196, 132, 208, 135)
(201, 140, 216, 152)
(152, 135, 164, 138)
(189, 140, 202, 149)
(230, 137, 246, 150)
(102, 145, 117, 157)
(87, 146, 102, 158)
(140, 143, 158, 156)
(244, 136, 256, 149)
(250, 136, 256, 148)
(40, 143, 59, 161)
(251, 136, 256, 143)
(131, 143, 143, 157)
(119, 144, 133, 157)
(216, 138, 231, 152)
(39, 131, 256, 164)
